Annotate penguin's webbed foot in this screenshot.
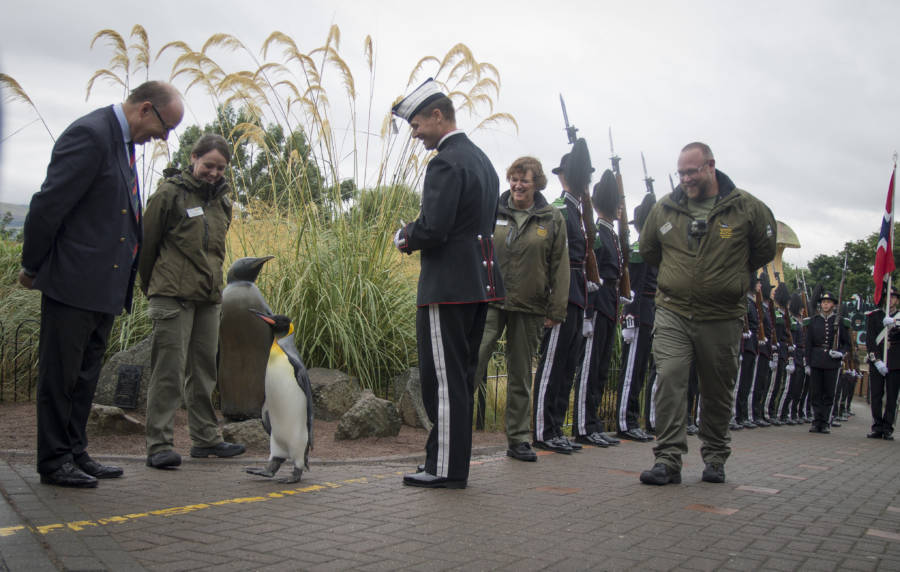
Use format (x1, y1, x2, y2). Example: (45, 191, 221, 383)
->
(246, 457, 285, 479)
(277, 467, 303, 484)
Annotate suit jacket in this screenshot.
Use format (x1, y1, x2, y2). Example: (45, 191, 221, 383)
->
(22, 105, 142, 315)
(400, 132, 504, 305)
(866, 308, 900, 370)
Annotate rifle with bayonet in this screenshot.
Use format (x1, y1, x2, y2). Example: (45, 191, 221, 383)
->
(833, 251, 849, 352)
(558, 95, 600, 284)
(609, 128, 631, 297)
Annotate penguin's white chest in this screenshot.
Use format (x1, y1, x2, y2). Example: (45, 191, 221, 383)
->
(264, 353, 309, 459)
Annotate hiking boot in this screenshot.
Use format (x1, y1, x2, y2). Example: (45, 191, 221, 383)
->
(639, 463, 681, 486)
(701, 462, 726, 483)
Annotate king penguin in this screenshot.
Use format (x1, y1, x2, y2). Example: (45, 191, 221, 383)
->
(218, 256, 275, 420)
(245, 312, 314, 483)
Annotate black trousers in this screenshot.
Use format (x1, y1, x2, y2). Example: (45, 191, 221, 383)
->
(735, 351, 757, 422)
(533, 303, 583, 442)
(617, 324, 652, 432)
(809, 366, 839, 428)
(870, 369, 900, 434)
(799, 368, 813, 417)
(417, 302, 487, 481)
(573, 314, 615, 436)
(766, 358, 786, 419)
(785, 367, 805, 418)
(752, 356, 772, 420)
(642, 355, 658, 430)
(36, 295, 114, 475)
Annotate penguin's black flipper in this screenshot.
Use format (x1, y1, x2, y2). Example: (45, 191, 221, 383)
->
(260, 401, 272, 435)
(277, 334, 315, 449)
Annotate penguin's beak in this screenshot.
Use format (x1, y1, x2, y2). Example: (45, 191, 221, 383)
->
(249, 309, 275, 325)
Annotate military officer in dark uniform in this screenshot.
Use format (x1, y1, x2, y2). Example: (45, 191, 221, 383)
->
(804, 291, 850, 434)
(734, 280, 761, 429)
(617, 193, 658, 442)
(752, 278, 775, 427)
(777, 292, 805, 424)
(865, 286, 900, 440)
(532, 152, 591, 454)
(392, 79, 504, 488)
(573, 171, 623, 447)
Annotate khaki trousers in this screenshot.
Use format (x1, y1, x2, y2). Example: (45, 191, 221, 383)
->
(145, 296, 223, 454)
(651, 307, 742, 471)
(475, 307, 543, 446)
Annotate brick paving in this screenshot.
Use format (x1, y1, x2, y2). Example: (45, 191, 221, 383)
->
(1, 399, 899, 571)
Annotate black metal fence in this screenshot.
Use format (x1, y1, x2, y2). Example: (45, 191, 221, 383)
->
(0, 319, 40, 403)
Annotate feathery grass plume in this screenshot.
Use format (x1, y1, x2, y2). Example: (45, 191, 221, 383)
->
(474, 112, 520, 135)
(88, 29, 130, 99)
(129, 25, 151, 81)
(0, 74, 55, 142)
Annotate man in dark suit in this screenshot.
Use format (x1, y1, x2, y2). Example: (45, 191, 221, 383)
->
(19, 81, 183, 487)
(392, 78, 504, 489)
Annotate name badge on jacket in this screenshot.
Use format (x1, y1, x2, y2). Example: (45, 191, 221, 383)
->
(187, 207, 204, 218)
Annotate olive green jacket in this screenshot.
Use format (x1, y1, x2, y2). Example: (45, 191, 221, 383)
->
(639, 170, 776, 321)
(139, 168, 232, 303)
(490, 190, 569, 322)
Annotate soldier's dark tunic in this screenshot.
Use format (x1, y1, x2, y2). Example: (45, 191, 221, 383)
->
(866, 308, 900, 437)
(533, 192, 587, 443)
(398, 132, 504, 481)
(804, 311, 850, 431)
(573, 218, 621, 437)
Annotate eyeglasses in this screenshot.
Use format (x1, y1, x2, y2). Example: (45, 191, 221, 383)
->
(150, 104, 176, 134)
(677, 161, 708, 179)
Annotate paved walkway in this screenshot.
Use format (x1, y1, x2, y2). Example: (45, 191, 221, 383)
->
(1, 399, 899, 571)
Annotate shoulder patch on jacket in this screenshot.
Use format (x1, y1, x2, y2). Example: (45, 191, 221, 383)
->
(802, 317, 811, 327)
(842, 316, 852, 328)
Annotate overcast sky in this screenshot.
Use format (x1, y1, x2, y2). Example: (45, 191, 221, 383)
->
(2, 0, 898, 267)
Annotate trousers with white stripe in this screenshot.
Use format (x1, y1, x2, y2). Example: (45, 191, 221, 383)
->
(617, 325, 653, 432)
(532, 303, 584, 443)
(416, 302, 488, 481)
(573, 313, 616, 436)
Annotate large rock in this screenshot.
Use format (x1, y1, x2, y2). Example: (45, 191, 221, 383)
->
(86, 404, 144, 436)
(397, 368, 431, 431)
(308, 368, 362, 421)
(335, 390, 402, 440)
(223, 419, 270, 450)
(95, 337, 156, 411)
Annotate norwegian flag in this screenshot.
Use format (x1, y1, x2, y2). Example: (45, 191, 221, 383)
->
(873, 166, 896, 305)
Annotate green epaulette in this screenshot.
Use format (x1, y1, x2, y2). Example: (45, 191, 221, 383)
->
(802, 317, 811, 327)
(842, 316, 852, 328)
(630, 241, 643, 263)
(552, 196, 569, 221)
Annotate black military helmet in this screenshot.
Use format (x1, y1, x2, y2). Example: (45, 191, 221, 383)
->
(818, 291, 838, 303)
(760, 272, 773, 299)
(631, 192, 657, 232)
(788, 291, 803, 315)
(774, 282, 791, 308)
(591, 169, 619, 216)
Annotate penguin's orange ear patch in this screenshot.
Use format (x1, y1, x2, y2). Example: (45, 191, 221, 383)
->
(249, 309, 276, 325)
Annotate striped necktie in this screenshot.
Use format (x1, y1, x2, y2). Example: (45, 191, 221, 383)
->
(128, 142, 141, 222)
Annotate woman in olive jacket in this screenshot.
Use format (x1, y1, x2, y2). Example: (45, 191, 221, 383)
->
(473, 157, 569, 462)
(138, 134, 244, 469)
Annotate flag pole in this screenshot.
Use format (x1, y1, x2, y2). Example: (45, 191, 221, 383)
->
(885, 154, 897, 363)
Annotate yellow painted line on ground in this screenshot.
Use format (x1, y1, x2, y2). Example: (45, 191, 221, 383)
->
(0, 470, 408, 539)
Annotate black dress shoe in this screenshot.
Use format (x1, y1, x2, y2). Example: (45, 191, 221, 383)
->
(40, 461, 97, 488)
(617, 428, 649, 441)
(754, 419, 770, 428)
(574, 433, 608, 448)
(821, 425, 831, 434)
(741, 420, 757, 429)
(770, 419, 783, 426)
(639, 462, 681, 485)
(867, 431, 884, 439)
(830, 420, 842, 427)
(598, 432, 621, 445)
(77, 459, 123, 479)
(635, 428, 654, 441)
(730, 421, 743, 431)
(190, 441, 245, 458)
(147, 450, 182, 469)
(417, 463, 426, 472)
(686, 424, 699, 436)
(402, 471, 466, 489)
(561, 436, 582, 451)
(533, 437, 573, 454)
(507, 442, 538, 461)
(885, 432, 895, 441)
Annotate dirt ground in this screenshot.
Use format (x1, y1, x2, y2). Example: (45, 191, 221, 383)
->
(0, 403, 506, 461)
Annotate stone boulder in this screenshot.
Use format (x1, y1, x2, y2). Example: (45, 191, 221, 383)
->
(335, 390, 402, 440)
(86, 404, 144, 436)
(223, 419, 270, 450)
(397, 368, 431, 431)
(95, 337, 156, 411)
(308, 368, 362, 421)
